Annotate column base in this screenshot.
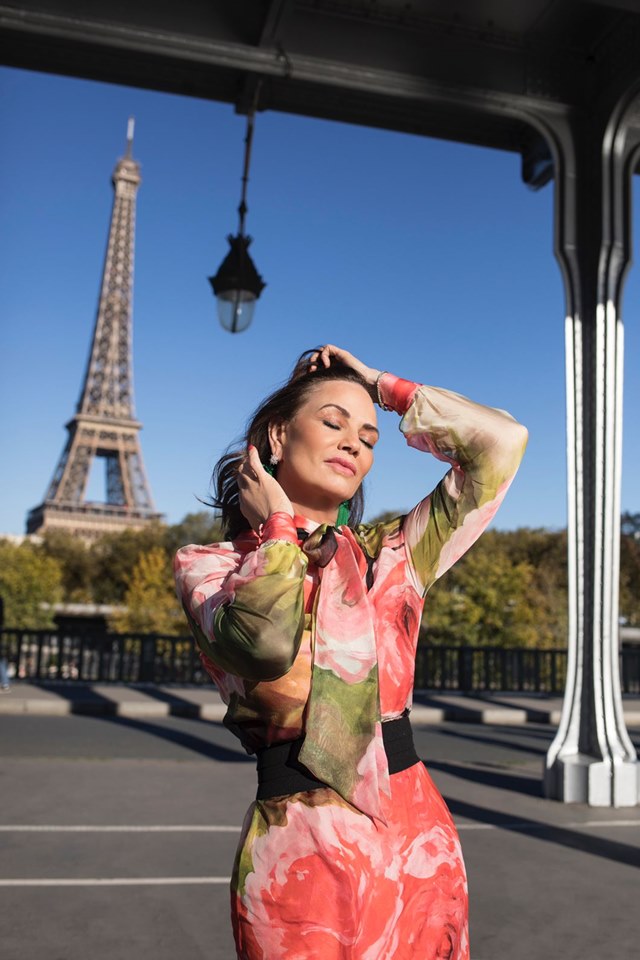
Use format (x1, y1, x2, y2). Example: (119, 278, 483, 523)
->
(543, 754, 639, 807)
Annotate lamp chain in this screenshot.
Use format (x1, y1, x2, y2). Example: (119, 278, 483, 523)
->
(238, 82, 262, 236)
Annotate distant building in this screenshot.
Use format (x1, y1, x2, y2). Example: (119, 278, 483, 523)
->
(26, 120, 163, 541)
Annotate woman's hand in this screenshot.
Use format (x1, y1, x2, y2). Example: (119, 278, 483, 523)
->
(237, 445, 294, 532)
(308, 345, 381, 397)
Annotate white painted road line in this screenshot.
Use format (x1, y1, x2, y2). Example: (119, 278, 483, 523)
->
(0, 825, 242, 832)
(0, 821, 636, 889)
(0, 877, 232, 887)
(0, 820, 637, 833)
(573, 819, 640, 828)
(456, 819, 640, 831)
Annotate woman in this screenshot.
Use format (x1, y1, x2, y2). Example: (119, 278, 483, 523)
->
(174, 345, 528, 960)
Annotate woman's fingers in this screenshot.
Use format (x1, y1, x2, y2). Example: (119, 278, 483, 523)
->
(308, 345, 375, 385)
(246, 444, 264, 475)
(237, 457, 254, 482)
(237, 445, 294, 529)
(238, 446, 271, 489)
(309, 344, 343, 371)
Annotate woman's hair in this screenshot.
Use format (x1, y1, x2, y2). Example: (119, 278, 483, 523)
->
(211, 348, 371, 539)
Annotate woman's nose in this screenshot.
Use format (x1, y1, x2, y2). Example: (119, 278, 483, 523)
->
(339, 435, 359, 455)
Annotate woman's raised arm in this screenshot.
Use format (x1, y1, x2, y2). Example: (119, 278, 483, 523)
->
(174, 513, 308, 681)
(378, 373, 528, 595)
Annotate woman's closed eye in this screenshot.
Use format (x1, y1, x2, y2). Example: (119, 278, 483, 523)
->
(323, 420, 374, 449)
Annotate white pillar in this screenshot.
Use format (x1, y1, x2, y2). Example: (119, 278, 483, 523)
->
(536, 104, 640, 806)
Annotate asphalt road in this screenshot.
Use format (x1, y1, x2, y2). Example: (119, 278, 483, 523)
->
(1, 714, 638, 960)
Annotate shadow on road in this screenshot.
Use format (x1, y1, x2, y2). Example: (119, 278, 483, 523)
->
(30, 681, 117, 711)
(445, 795, 640, 868)
(425, 759, 542, 797)
(431, 726, 548, 758)
(90, 713, 254, 763)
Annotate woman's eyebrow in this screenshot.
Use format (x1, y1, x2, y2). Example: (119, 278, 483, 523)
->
(318, 403, 380, 435)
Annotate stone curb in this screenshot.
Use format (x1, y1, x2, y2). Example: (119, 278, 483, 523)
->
(0, 694, 226, 720)
(1, 690, 639, 725)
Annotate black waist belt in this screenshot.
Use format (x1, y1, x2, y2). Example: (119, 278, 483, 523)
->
(256, 713, 420, 801)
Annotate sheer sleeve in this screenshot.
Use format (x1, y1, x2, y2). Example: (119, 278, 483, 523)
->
(174, 513, 308, 681)
(378, 373, 528, 595)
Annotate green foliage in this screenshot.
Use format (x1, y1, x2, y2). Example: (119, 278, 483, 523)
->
(88, 513, 222, 605)
(0, 512, 223, 634)
(423, 529, 568, 649)
(5, 509, 639, 643)
(109, 547, 182, 635)
(40, 529, 96, 602)
(90, 523, 167, 604)
(0, 539, 64, 628)
(621, 512, 640, 537)
(372, 515, 640, 645)
(620, 533, 640, 626)
(164, 511, 223, 555)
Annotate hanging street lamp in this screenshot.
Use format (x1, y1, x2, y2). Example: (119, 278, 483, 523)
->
(209, 105, 266, 333)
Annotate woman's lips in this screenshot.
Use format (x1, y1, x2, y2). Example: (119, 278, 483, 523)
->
(325, 458, 356, 476)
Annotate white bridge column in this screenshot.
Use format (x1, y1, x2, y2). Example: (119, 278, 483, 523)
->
(537, 102, 640, 806)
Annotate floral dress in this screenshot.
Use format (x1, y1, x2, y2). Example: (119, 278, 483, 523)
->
(174, 373, 528, 960)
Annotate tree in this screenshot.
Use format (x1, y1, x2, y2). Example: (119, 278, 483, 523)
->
(165, 511, 223, 555)
(109, 546, 183, 635)
(40, 529, 96, 602)
(620, 533, 640, 625)
(422, 529, 567, 648)
(0, 539, 63, 628)
(621, 511, 640, 537)
(90, 524, 167, 604)
(11, 507, 634, 644)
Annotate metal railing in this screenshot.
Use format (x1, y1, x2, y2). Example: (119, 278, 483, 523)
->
(0, 629, 204, 685)
(1, 628, 638, 693)
(414, 644, 572, 693)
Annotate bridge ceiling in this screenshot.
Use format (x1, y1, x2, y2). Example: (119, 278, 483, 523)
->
(2, 1, 640, 154)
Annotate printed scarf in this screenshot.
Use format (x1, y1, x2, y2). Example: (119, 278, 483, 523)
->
(296, 523, 390, 824)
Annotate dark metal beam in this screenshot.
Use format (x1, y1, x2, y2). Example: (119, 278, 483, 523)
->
(237, 0, 293, 115)
(0, 2, 575, 153)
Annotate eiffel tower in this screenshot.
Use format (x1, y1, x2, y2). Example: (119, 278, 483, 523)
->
(27, 120, 164, 540)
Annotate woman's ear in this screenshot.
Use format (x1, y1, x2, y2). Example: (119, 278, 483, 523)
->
(267, 419, 287, 461)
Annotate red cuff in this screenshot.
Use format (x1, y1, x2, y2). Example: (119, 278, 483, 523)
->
(260, 512, 298, 544)
(379, 374, 419, 415)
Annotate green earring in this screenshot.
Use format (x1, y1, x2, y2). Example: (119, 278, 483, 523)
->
(336, 500, 350, 527)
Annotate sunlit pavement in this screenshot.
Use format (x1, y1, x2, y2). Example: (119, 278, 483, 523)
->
(0, 713, 638, 960)
(3, 682, 639, 727)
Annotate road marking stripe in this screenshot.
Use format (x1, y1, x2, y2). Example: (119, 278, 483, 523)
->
(0, 820, 636, 835)
(456, 819, 640, 831)
(0, 825, 241, 832)
(0, 877, 231, 887)
(572, 819, 640, 828)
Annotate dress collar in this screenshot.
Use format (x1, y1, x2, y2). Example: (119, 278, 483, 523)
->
(292, 513, 323, 535)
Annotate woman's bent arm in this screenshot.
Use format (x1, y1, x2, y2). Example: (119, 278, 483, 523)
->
(379, 374, 528, 595)
(174, 514, 308, 681)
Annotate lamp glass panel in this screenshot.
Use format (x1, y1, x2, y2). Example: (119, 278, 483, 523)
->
(217, 290, 257, 333)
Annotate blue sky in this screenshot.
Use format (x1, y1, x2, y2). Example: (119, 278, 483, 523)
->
(1, 66, 639, 535)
